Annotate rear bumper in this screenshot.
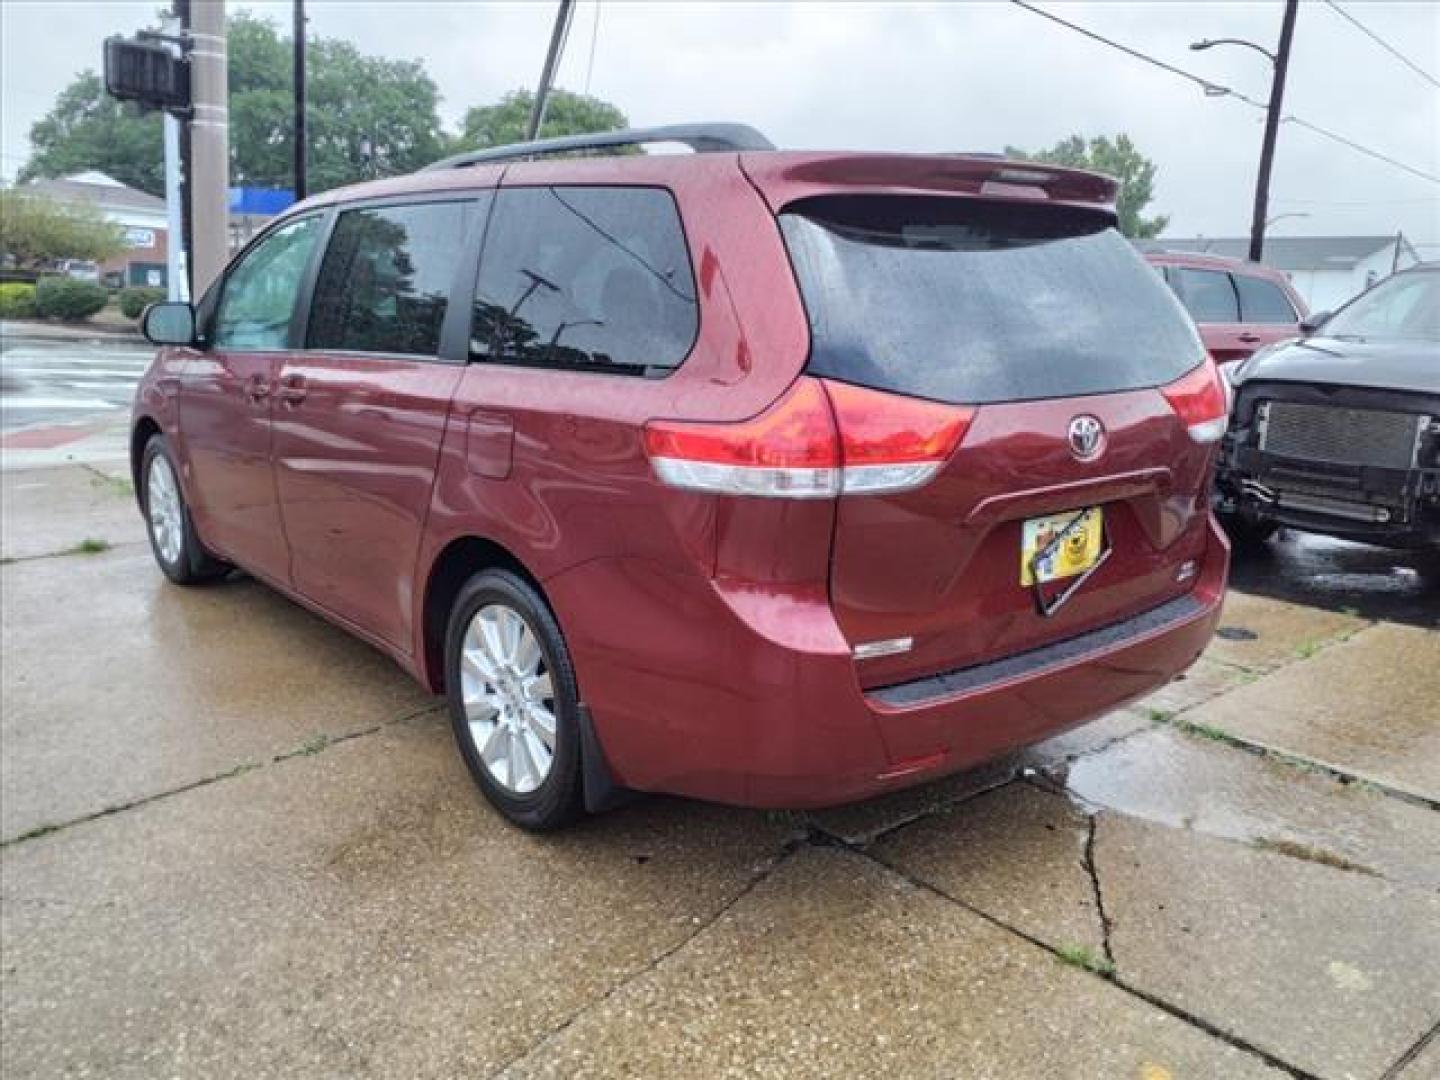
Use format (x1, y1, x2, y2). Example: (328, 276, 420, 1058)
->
(548, 515, 1229, 810)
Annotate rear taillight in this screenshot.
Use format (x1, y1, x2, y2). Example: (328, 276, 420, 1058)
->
(643, 377, 973, 499)
(1161, 360, 1228, 444)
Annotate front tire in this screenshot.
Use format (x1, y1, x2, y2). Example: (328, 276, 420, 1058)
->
(444, 569, 584, 831)
(1219, 511, 1278, 549)
(141, 435, 229, 586)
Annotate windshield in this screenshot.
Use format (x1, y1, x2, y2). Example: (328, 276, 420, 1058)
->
(1323, 270, 1440, 342)
(780, 196, 1204, 405)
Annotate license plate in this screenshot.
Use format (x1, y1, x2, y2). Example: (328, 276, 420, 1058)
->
(1021, 508, 1104, 587)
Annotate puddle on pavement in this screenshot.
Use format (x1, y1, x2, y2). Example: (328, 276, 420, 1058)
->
(1228, 530, 1439, 629)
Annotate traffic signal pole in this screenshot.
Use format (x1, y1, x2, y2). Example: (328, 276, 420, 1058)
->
(293, 0, 307, 201)
(187, 0, 229, 295)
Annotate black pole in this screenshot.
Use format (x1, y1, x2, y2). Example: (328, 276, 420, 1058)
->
(1249, 0, 1298, 263)
(525, 0, 575, 141)
(293, 0, 307, 200)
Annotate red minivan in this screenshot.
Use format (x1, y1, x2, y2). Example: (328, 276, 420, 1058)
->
(134, 124, 1229, 829)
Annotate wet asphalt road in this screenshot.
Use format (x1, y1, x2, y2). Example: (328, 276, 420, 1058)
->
(0, 334, 151, 432)
(1229, 529, 1439, 630)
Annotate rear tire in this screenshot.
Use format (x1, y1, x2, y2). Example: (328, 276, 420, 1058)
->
(444, 569, 584, 831)
(140, 435, 229, 586)
(1219, 512, 1278, 549)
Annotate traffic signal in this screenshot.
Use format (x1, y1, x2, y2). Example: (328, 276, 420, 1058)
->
(103, 36, 190, 114)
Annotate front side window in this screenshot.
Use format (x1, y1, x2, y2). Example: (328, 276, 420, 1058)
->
(1168, 267, 1240, 323)
(213, 215, 323, 350)
(307, 201, 473, 356)
(1324, 270, 1440, 342)
(471, 186, 698, 375)
(1234, 273, 1298, 324)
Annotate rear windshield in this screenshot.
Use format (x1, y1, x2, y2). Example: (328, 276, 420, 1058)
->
(780, 196, 1203, 404)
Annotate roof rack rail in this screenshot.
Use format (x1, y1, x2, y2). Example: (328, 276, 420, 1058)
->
(420, 122, 775, 172)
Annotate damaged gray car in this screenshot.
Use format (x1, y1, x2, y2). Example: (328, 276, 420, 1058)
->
(1217, 263, 1440, 550)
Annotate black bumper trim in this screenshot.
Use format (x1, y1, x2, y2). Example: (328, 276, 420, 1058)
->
(869, 593, 1206, 709)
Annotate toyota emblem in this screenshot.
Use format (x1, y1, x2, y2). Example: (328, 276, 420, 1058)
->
(1067, 415, 1105, 461)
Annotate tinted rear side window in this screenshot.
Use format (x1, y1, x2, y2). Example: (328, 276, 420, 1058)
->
(308, 201, 473, 356)
(780, 196, 1202, 405)
(1233, 273, 1297, 324)
(1168, 267, 1240, 323)
(471, 186, 698, 375)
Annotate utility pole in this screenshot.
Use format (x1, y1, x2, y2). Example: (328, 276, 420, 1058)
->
(1249, 0, 1298, 263)
(525, 0, 575, 141)
(188, 0, 229, 295)
(293, 0, 307, 201)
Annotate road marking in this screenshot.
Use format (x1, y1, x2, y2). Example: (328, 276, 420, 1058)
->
(0, 397, 119, 411)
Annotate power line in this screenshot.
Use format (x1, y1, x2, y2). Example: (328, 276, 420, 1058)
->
(1283, 114, 1440, 185)
(1322, 0, 1440, 91)
(1008, 0, 1440, 188)
(1008, 0, 1266, 108)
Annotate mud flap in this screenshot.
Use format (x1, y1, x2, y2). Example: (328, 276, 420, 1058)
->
(578, 704, 637, 813)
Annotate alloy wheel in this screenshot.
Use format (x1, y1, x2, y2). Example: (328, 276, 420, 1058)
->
(459, 603, 557, 794)
(147, 454, 184, 567)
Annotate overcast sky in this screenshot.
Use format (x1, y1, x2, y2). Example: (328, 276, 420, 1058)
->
(3, 0, 1437, 245)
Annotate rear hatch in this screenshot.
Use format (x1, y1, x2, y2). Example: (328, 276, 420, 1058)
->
(777, 193, 1223, 690)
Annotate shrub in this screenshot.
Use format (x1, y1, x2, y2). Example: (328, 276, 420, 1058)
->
(0, 282, 36, 319)
(34, 277, 108, 322)
(119, 286, 167, 320)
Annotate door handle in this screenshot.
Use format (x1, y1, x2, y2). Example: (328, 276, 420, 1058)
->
(244, 375, 271, 403)
(1237, 333, 1261, 344)
(277, 374, 308, 406)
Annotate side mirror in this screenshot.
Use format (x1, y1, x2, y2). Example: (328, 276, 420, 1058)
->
(1298, 310, 1331, 334)
(141, 301, 196, 346)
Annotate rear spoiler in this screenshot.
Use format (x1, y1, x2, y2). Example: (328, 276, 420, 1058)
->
(739, 152, 1120, 216)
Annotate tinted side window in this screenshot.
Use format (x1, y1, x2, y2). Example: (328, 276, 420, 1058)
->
(1169, 268, 1240, 323)
(308, 201, 473, 356)
(471, 186, 698, 374)
(1234, 273, 1297, 324)
(213, 215, 323, 350)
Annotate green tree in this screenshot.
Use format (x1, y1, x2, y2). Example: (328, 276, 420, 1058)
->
(456, 89, 628, 151)
(0, 190, 126, 270)
(1004, 134, 1170, 239)
(21, 12, 445, 196)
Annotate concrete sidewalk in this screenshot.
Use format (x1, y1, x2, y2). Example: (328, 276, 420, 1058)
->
(2, 466, 1437, 1079)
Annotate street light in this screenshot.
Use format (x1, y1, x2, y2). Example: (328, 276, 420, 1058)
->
(1264, 211, 1310, 229)
(1190, 1, 1299, 264)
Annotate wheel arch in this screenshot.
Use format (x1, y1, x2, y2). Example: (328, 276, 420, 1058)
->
(420, 534, 548, 693)
(130, 415, 163, 509)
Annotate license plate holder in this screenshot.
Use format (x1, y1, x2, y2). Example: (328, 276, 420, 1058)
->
(1021, 507, 1112, 617)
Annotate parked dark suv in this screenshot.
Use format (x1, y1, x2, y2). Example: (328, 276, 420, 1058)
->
(134, 124, 1230, 829)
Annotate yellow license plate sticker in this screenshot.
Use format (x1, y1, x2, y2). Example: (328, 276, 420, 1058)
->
(1021, 508, 1104, 587)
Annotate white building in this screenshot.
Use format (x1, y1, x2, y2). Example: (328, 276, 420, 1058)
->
(1150, 234, 1421, 314)
(19, 171, 170, 287)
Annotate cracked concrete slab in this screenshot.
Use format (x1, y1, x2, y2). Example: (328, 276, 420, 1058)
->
(1396, 1029, 1439, 1078)
(502, 846, 1282, 1079)
(870, 782, 1106, 957)
(1098, 812, 1440, 1080)
(0, 717, 793, 1080)
(1134, 655, 1253, 716)
(809, 707, 1152, 845)
(1204, 591, 1368, 672)
(1, 547, 433, 841)
(1184, 622, 1440, 803)
(1, 464, 144, 560)
(1056, 725, 1440, 891)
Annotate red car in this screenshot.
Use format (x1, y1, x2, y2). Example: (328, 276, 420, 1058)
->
(134, 124, 1229, 829)
(1146, 250, 1309, 366)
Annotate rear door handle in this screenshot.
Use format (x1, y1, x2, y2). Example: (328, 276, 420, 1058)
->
(244, 375, 271, 403)
(1237, 333, 1261, 344)
(277, 374, 308, 406)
